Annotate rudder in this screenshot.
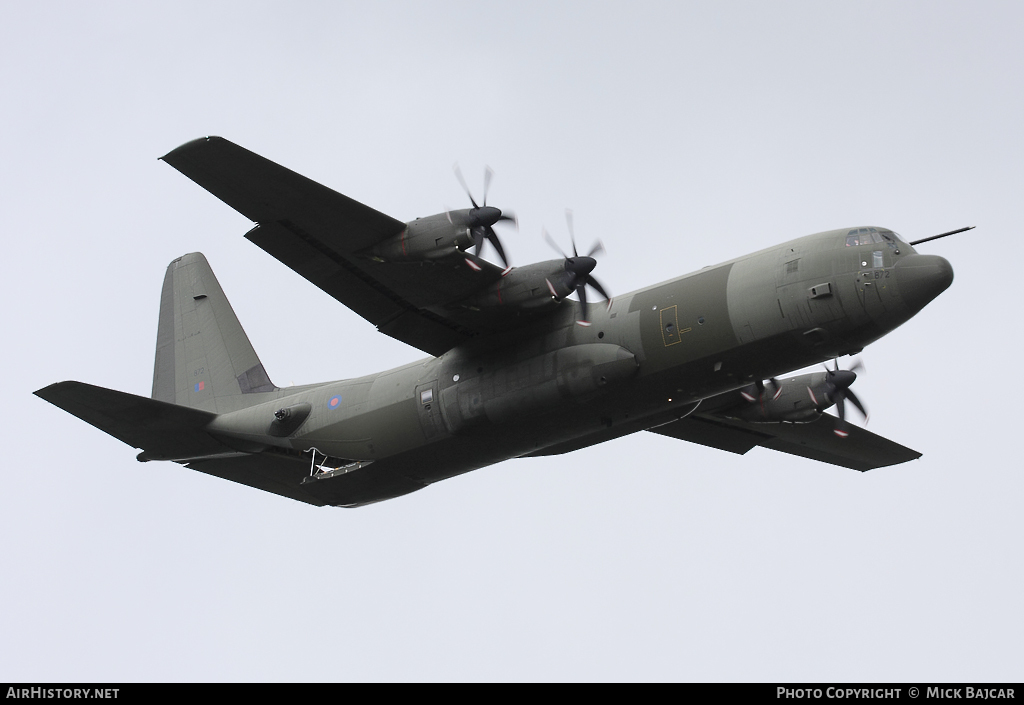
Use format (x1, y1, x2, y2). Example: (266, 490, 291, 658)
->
(152, 253, 276, 411)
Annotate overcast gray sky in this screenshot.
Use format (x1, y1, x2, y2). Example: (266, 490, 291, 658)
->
(2, 0, 1021, 682)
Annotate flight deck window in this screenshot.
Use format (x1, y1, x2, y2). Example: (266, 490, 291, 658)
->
(873, 251, 884, 268)
(878, 231, 901, 249)
(846, 228, 883, 246)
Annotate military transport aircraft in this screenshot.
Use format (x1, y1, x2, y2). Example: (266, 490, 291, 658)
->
(35, 137, 958, 507)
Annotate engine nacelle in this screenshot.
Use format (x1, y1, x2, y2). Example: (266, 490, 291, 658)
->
(462, 259, 576, 312)
(729, 371, 834, 423)
(369, 211, 476, 262)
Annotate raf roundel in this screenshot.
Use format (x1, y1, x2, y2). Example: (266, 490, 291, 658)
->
(327, 395, 342, 410)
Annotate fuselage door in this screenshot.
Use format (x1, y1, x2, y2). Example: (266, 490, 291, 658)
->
(415, 381, 447, 441)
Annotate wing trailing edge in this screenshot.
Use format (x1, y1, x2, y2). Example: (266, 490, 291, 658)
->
(161, 136, 511, 356)
(648, 413, 922, 472)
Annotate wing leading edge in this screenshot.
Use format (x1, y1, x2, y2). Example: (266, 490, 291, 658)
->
(161, 137, 507, 356)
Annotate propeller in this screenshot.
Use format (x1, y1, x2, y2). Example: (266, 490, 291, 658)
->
(811, 359, 868, 436)
(453, 163, 517, 268)
(543, 209, 611, 325)
(740, 377, 782, 403)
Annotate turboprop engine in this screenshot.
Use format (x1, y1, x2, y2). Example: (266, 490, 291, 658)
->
(728, 361, 868, 428)
(369, 209, 508, 263)
(461, 259, 571, 313)
(368, 165, 516, 266)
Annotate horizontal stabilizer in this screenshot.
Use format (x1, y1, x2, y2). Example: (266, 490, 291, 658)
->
(649, 413, 921, 472)
(34, 381, 232, 461)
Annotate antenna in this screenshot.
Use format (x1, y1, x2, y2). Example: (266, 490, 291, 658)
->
(910, 225, 974, 246)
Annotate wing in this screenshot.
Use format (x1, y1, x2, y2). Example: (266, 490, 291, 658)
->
(161, 137, 507, 356)
(648, 413, 922, 472)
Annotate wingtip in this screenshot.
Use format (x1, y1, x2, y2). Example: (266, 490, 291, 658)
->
(160, 136, 225, 162)
(34, 380, 79, 402)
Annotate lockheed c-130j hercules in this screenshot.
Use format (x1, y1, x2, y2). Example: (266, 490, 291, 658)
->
(35, 137, 960, 507)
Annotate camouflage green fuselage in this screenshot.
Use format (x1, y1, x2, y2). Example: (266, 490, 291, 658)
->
(204, 226, 947, 504)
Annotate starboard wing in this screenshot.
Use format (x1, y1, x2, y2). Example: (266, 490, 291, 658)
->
(648, 413, 922, 472)
(161, 137, 508, 356)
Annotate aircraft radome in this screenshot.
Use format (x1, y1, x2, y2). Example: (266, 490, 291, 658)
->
(35, 137, 961, 507)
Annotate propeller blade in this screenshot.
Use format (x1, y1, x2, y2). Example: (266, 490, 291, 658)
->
(577, 282, 588, 322)
(543, 228, 568, 258)
(486, 226, 509, 268)
(587, 274, 610, 302)
(835, 392, 846, 422)
(565, 209, 578, 257)
(586, 240, 606, 259)
(452, 163, 478, 208)
(482, 166, 493, 207)
(845, 388, 868, 421)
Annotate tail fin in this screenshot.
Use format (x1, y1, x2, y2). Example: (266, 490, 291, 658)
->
(152, 253, 276, 411)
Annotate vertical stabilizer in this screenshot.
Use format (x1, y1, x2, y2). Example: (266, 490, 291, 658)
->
(152, 253, 276, 411)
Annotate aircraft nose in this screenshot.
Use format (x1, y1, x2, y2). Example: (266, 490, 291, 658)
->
(894, 254, 954, 313)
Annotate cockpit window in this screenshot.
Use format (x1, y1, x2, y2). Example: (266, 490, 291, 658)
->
(845, 228, 883, 246)
(876, 229, 906, 249)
